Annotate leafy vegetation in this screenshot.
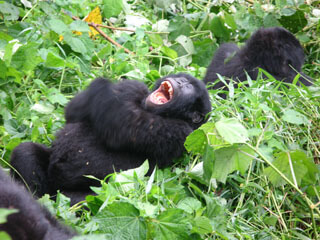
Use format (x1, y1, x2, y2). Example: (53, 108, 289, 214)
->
(0, 0, 319, 239)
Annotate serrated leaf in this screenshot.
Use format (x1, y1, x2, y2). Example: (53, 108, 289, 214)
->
(177, 197, 201, 214)
(263, 150, 316, 187)
(94, 202, 146, 239)
(184, 129, 207, 155)
(216, 118, 248, 144)
(192, 216, 212, 235)
(211, 145, 255, 183)
(103, 0, 123, 18)
(152, 209, 191, 240)
(282, 109, 309, 125)
(210, 16, 231, 41)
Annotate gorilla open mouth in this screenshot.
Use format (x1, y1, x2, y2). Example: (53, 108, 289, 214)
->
(148, 81, 174, 104)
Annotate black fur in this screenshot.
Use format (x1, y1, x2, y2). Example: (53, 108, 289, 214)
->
(11, 73, 211, 203)
(0, 168, 75, 240)
(204, 27, 313, 89)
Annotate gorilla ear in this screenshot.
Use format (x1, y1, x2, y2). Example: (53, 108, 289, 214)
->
(192, 111, 204, 124)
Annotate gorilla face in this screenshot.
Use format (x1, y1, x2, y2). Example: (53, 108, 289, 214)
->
(145, 73, 211, 128)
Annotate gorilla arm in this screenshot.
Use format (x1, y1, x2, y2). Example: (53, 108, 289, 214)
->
(65, 78, 193, 167)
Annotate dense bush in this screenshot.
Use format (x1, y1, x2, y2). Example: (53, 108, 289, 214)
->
(0, 0, 319, 239)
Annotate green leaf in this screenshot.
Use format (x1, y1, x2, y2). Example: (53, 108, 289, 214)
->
(264, 150, 316, 187)
(47, 19, 69, 35)
(0, 208, 18, 224)
(63, 35, 88, 54)
(94, 202, 146, 239)
(47, 88, 68, 105)
(215, 118, 248, 144)
(0, 2, 20, 21)
(168, 16, 192, 41)
(177, 197, 201, 214)
(211, 145, 255, 183)
(184, 129, 207, 155)
(282, 109, 309, 125)
(175, 35, 194, 55)
(279, 10, 307, 33)
(192, 216, 212, 235)
(112, 160, 149, 192)
(0, 59, 6, 79)
(11, 42, 43, 74)
(69, 20, 90, 32)
(45, 52, 65, 68)
(31, 103, 54, 114)
(151, 209, 191, 240)
(103, 0, 123, 18)
(0, 232, 11, 240)
(210, 16, 231, 41)
(193, 39, 218, 67)
(160, 46, 178, 60)
(203, 144, 215, 182)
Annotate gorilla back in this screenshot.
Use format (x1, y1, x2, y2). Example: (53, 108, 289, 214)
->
(204, 27, 313, 89)
(11, 73, 211, 202)
(0, 168, 75, 240)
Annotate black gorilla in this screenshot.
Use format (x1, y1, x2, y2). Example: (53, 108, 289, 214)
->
(0, 167, 75, 240)
(11, 73, 211, 202)
(204, 27, 313, 89)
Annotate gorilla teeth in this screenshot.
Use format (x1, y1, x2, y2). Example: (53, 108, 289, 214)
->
(149, 81, 174, 104)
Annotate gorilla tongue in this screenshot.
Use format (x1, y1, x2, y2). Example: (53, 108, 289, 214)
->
(150, 81, 173, 104)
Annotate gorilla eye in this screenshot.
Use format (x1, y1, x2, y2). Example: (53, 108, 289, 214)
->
(192, 112, 204, 124)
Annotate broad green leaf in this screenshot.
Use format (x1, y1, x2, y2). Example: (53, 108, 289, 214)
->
(203, 144, 215, 182)
(160, 46, 178, 60)
(31, 103, 54, 114)
(193, 39, 218, 67)
(113, 160, 149, 192)
(103, 0, 123, 18)
(0, 59, 6, 79)
(63, 35, 87, 54)
(210, 16, 231, 41)
(184, 129, 207, 155)
(175, 35, 194, 55)
(69, 20, 90, 32)
(224, 13, 237, 30)
(282, 109, 309, 125)
(45, 52, 65, 68)
(48, 19, 69, 35)
(0, 208, 18, 224)
(151, 209, 191, 240)
(215, 118, 248, 144)
(263, 150, 316, 187)
(192, 216, 212, 235)
(11, 42, 43, 74)
(279, 10, 307, 33)
(0, 2, 20, 21)
(47, 88, 68, 105)
(212, 145, 255, 183)
(94, 202, 146, 239)
(168, 16, 192, 41)
(177, 197, 201, 214)
(0, 232, 11, 240)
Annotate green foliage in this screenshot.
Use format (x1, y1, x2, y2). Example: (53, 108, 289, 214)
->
(0, 0, 319, 239)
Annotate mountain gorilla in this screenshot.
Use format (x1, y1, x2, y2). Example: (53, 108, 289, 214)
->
(11, 73, 211, 203)
(204, 27, 313, 90)
(0, 168, 75, 240)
